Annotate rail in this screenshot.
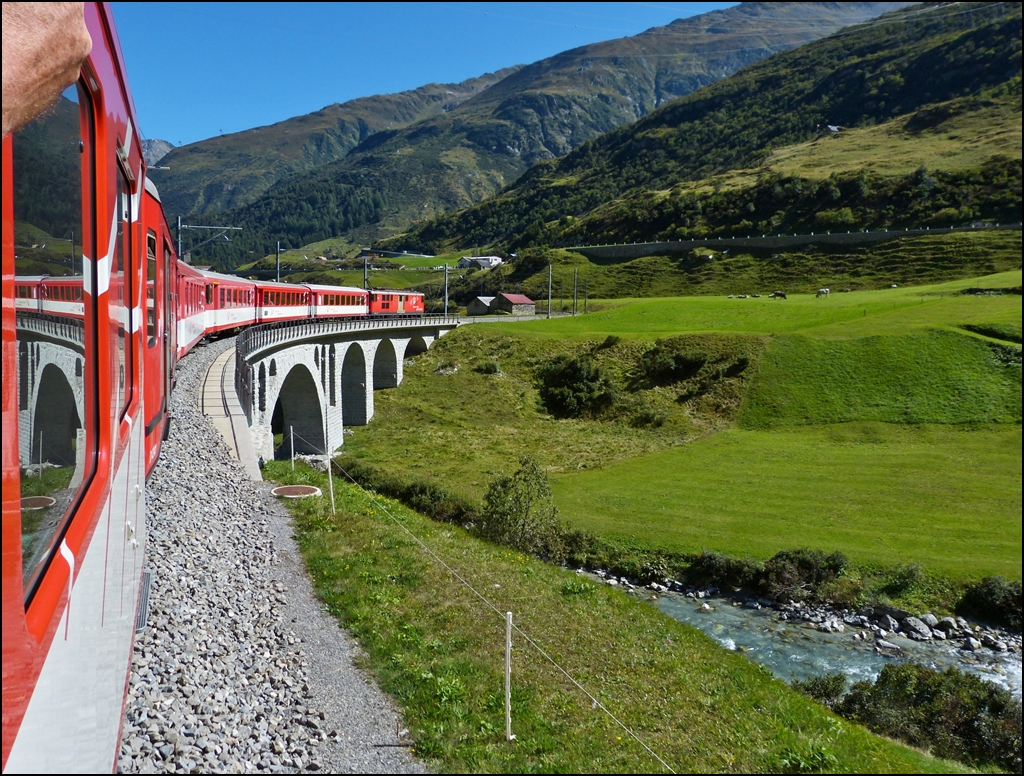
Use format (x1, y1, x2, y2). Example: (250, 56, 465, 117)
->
(15, 312, 85, 348)
(236, 314, 460, 362)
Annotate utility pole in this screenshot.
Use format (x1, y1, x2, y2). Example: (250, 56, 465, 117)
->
(584, 278, 588, 314)
(573, 268, 578, 316)
(177, 216, 182, 261)
(276, 241, 281, 283)
(547, 264, 552, 319)
(363, 254, 369, 290)
(444, 262, 449, 316)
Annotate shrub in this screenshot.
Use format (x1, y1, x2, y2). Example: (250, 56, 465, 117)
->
(791, 673, 846, 711)
(630, 406, 665, 428)
(760, 549, 848, 602)
(473, 359, 500, 375)
(480, 457, 559, 554)
(839, 663, 1022, 772)
(637, 341, 706, 385)
(880, 562, 926, 596)
(685, 550, 762, 589)
(535, 355, 616, 418)
(958, 576, 1022, 630)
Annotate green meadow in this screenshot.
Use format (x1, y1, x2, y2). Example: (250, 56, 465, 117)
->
(550, 424, 1021, 579)
(486, 270, 1023, 341)
(266, 462, 963, 773)
(342, 272, 1022, 585)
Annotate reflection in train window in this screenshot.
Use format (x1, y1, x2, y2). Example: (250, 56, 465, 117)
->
(13, 83, 95, 594)
(113, 171, 132, 420)
(147, 230, 157, 347)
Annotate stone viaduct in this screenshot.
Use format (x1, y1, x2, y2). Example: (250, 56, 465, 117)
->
(16, 313, 88, 488)
(234, 316, 459, 463)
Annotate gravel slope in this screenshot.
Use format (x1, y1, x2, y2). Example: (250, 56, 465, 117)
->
(119, 338, 424, 774)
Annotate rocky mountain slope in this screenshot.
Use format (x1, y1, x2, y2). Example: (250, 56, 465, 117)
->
(164, 2, 908, 268)
(153, 68, 520, 217)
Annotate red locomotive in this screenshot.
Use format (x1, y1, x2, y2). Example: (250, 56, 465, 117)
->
(1, 5, 424, 770)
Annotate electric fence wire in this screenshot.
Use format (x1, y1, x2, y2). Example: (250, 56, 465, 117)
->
(282, 429, 676, 774)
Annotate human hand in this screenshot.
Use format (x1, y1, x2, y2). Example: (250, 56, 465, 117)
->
(2, 2, 92, 136)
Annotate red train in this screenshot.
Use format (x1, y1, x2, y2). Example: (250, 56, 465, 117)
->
(1, 5, 423, 771)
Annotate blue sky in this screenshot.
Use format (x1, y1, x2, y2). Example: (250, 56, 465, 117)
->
(111, 2, 735, 147)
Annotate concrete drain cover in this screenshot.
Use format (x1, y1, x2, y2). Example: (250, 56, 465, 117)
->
(271, 485, 322, 498)
(21, 496, 56, 510)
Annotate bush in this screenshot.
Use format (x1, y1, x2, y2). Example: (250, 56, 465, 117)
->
(535, 355, 616, 418)
(880, 562, 926, 596)
(685, 550, 762, 589)
(637, 340, 706, 385)
(839, 663, 1022, 773)
(480, 457, 559, 554)
(958, 576, 1022, 630)
(473, 359, 500, 375)
(760, 549, 848, 602)
(791, 673, 846, 711)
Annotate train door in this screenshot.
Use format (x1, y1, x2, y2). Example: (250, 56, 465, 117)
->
(143, 226, 163, 471)
(164, 239, 176, 397)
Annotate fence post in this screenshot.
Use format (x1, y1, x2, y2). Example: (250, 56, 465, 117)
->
(290, 426, 295, 471)
(506, 611, 514, 742)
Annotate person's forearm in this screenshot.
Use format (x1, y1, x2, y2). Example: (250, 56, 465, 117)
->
(2, 2, 92, 136)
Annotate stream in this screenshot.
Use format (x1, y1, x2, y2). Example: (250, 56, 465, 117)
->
(640, 591, 1022, 699)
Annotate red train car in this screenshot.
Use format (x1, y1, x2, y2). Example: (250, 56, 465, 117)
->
(3, 4, 153, 771)
(368, 288, 425, 315)
(3, 7, 430, 771)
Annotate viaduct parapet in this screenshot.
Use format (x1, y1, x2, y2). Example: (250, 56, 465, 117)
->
(234, 316, 459, 463)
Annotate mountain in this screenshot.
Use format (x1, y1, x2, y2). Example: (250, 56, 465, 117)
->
(153, 69, 520, 217)
(142, 138, 175, 166)
(383, 1, 1022, 254)
(164, 2, 909, 268)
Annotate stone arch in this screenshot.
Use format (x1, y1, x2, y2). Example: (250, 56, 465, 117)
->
(270, 364, 325, 458)
(405, 336, 429, 358)
(32, 363, 80, 468)
(341, 344, 368, 426)
(373, 339, 398, 390)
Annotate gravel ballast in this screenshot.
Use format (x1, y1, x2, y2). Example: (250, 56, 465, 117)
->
(119, 339, 424, 774)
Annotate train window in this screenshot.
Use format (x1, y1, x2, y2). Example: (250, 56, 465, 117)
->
(13, 81, 97, 595)
(147, 230, 157, 347)
(113, 171, 133, 420)
(205, 285, 213, 306)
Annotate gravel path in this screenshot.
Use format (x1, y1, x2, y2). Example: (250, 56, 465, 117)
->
(118, 339, 424, 774)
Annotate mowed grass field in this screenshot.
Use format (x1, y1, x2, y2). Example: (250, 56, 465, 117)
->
(343, 271, 1021, 581)
(550, 424, 1021, 579)
(488, 270, 1023, 341)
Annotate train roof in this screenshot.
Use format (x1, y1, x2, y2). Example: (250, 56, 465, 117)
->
(194, 268, 258, 286)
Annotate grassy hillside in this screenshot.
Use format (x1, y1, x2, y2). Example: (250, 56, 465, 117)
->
(386, 2, 1022, 254)
(181, 3, 908, 269)
(337, 272, 1021, 587)
(264, 462, 965, 773)
(444, 230, 1022, 305)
